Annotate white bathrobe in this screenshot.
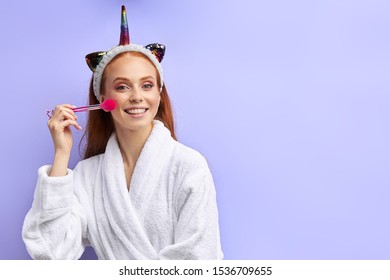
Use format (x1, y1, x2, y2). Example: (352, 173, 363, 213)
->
(22, 120, 223, 260)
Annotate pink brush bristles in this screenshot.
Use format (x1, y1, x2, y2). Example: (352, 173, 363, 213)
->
(100, 99, 116, 111)
(46, 99, 117, 119)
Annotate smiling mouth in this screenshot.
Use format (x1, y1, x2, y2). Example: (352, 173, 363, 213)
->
(124, 108, 148, 115)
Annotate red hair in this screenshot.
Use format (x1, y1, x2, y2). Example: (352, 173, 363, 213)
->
(81, 52, 176, 159)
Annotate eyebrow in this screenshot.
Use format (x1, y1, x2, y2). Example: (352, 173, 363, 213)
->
(112, 76, 156, 83)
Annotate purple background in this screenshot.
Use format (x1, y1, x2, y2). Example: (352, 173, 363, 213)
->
(1, 0, 389, 259)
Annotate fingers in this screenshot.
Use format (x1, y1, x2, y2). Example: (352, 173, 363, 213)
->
(47, 104, 82, 130)
(50, 104, 77, 121)
(61, 119, 83, 131)
(48, 118, 82, 131)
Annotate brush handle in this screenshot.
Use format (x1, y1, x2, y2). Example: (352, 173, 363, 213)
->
(72, 104, 101, 112)
(46, 104, 101, 119)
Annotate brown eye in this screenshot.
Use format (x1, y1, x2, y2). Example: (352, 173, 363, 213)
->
(116, 85, 129, 91)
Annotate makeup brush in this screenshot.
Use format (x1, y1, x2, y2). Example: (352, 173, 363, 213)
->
(46, 99, 117, 119)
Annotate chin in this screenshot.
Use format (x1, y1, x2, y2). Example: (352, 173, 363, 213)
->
(115, 119, 154, 133)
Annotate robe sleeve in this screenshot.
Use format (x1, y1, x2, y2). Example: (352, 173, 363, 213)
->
(158, 158, 224, 260)
(22, 165, 88, 260)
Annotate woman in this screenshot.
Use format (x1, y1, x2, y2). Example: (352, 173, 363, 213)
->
(22, 6, 223, 260)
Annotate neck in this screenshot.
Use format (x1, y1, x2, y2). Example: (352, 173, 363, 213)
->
(115, 123, 153, 167)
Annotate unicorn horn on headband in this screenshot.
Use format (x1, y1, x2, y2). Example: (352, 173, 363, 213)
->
(119, 5, 130, 45)
(85, 5, 131, 72)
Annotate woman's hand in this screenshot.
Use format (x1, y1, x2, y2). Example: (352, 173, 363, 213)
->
(48, 104, 82, 155)
(47, 104, 82, 176)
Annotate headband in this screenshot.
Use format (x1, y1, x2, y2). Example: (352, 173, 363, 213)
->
(85, 5, 165, 100)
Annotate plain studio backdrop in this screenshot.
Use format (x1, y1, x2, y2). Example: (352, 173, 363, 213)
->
(0, 0, 389, 259)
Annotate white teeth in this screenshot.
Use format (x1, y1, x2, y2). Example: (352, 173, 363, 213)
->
(125, 108, 147, 114)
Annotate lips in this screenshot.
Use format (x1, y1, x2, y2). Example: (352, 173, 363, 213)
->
(124, 107, 149, 118)
(125, 108, 148, 114)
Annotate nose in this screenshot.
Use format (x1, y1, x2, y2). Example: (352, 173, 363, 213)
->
(129, 89, 143, 103)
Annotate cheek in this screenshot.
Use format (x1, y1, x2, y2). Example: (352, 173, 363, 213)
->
(156, 95, 161, 107)
(151, 95, 161, 112)
(154, 93, 161, 105)
(104, 94, 126, 116)
(105, 91, 125, 105)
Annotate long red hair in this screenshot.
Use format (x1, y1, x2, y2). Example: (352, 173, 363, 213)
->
(81, 52, 176, 159)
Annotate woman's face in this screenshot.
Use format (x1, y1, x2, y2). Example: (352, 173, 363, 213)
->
(101, 52, 161, 134)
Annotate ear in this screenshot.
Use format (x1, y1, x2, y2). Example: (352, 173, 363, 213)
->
(85, 51, 106, 72)
(99, 95, 105, 104)
(145, 43, 165, 62)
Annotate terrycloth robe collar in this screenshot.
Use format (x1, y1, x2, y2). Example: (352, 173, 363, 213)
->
(92, 120, 175, 259)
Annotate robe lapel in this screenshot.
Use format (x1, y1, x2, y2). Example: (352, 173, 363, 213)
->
(129, 120, 175, 217)
(96, 120, 174, 259)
